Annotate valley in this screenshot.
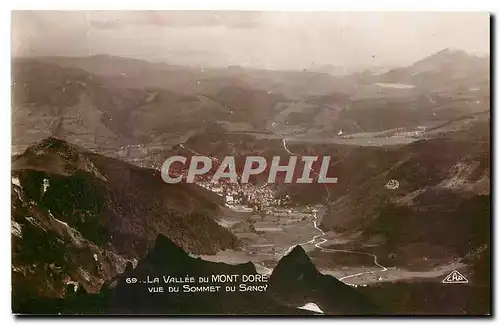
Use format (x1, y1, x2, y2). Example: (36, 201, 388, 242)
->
(200, 193, 468, 287)
(10, 44, 491, 315)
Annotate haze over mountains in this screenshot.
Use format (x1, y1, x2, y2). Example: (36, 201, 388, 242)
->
(12, 47, 489, 154)
(12, 11, 490, 70)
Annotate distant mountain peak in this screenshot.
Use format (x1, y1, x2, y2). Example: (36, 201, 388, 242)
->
(16, 137, 107, 181)
(437, 47, 467, 54)
(376, 46, 488, 87)
(19, 136, 81, 167)
(34, 136, 72, 148)
(428, 47, 470, 60)
(24, 137, 95, 161)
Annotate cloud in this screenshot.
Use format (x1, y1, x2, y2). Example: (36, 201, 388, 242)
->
(88, 11, 265, 29)
(11, 11, 490, 70)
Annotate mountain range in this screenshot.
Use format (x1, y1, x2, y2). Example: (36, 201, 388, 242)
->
(12, 48, 489, 153)
(11, 47, 491, 315)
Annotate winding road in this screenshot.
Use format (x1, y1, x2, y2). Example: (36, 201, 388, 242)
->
(282, 138, 331, 199)
(281, 138, 388, 283)
(278, 208, 388, 283)
(310, 211, 388, 282)
(182, 138, 389, 283)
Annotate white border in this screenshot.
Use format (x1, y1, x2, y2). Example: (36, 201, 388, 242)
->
(4, 1, 497, 11)
(2, 1, 497, 324)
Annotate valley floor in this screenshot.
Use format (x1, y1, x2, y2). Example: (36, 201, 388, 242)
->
(199, 204, 468, 287)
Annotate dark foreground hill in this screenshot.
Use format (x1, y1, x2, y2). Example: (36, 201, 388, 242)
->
(11, 137, 238, 308)
(15, 235, 381, 315)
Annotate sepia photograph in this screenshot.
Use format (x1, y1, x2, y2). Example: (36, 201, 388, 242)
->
(10, 10, 491, 315)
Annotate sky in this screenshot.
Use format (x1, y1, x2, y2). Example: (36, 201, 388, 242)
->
(11, 11, 490, 70)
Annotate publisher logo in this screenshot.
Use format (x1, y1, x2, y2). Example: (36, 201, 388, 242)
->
(442, 270, 469, 284)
